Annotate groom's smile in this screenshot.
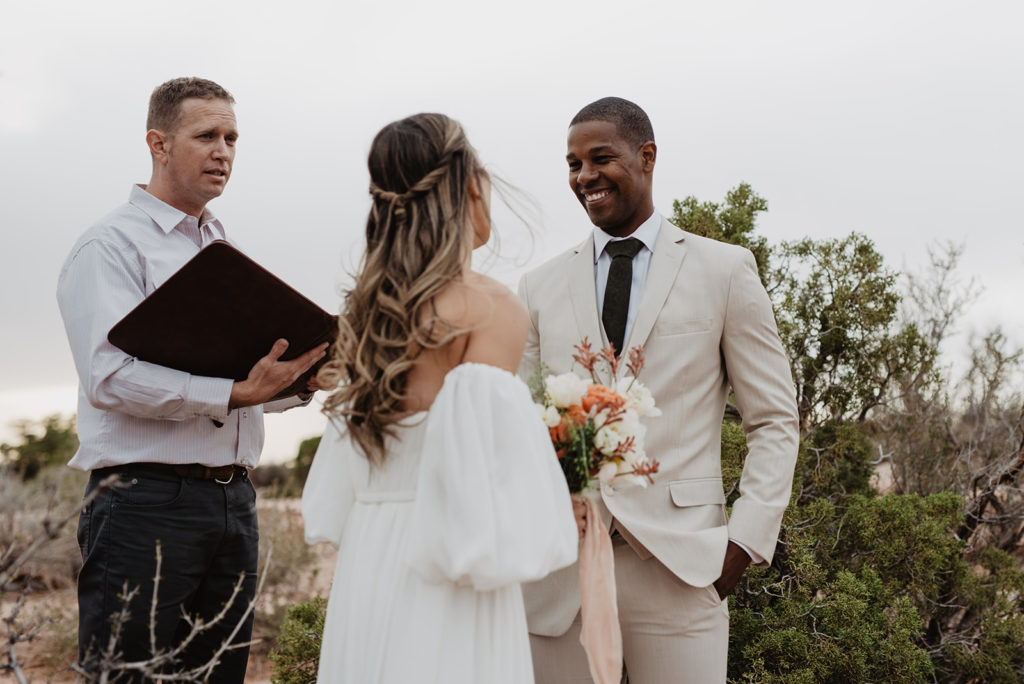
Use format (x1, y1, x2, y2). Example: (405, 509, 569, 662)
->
(566, 119, 656, 238)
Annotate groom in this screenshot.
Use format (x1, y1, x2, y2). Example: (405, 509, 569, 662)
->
(518, 97, 799, 682)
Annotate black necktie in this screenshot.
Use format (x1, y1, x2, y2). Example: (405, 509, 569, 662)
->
(601, 237, 644, 357)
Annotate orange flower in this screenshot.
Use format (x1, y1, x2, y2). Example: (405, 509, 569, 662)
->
(581, 384, 626, 413)
(566, 404, 588, 425)
(549, 421, 568, 444)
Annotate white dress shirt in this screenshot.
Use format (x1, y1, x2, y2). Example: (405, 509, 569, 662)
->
(57, 185, 306, 471)
(593, 211, 662, 349)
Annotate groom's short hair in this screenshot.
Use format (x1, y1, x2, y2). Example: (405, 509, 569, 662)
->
(570, 97, 655, 148)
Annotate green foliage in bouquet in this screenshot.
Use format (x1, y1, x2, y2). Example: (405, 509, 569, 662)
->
(269, 596, 327, 684)
(558, 417, 599, 494)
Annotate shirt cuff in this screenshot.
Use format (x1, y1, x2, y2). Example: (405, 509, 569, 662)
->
(263, 392, 314, 413)
(185, 375, 233, 419)
(729, 538, 765, 565)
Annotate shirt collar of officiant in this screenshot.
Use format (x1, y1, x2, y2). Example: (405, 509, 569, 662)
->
(592, 212, 661, 264)
(129, 183, 225, 239)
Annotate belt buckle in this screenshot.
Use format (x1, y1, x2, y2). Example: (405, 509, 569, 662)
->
(214, 467, 234, 485)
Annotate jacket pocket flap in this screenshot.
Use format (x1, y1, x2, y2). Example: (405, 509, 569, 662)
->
(655, 317, 713, 337)
(669, 478, 726, 507)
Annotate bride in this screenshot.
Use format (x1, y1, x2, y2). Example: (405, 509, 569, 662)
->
(302, 113, 578, 683)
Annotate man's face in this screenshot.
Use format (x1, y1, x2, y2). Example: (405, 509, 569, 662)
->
(566, 120, 654, 237)
(161, 98, 237, 215)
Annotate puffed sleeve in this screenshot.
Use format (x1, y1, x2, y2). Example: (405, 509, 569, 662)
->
(301, 419, 356, 548)
(405, 363, 578, 591)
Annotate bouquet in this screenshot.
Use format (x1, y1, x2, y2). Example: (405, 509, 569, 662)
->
(531, 339, 660, 495)
(531, 339, 661, 683)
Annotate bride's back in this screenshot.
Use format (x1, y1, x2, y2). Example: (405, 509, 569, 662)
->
(403, 270, 529, 414)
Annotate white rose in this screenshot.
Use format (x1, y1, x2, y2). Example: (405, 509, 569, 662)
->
(597, 461, 619, 483)
(623, 453, 654, 488)
(615, 377, 661, 417)
(594, 424, 625, 455)
(617, 408, 643, 437)
(624, 473, 651, 488)
(541, 405, 562, 428)
(545, 373, 588, 409)
(596, 410, 647, 460)
(621, 446, 648, 470)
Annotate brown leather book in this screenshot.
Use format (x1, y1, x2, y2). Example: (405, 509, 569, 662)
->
(108, 241, 337, 400)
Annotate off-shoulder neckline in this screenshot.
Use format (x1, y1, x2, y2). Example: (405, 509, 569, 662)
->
(401, 362, 519, 420)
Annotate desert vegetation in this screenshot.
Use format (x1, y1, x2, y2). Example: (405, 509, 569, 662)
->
(0, 428, 334, 683)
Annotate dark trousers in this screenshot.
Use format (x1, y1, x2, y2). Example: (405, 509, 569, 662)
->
(77, 464, 259, 682)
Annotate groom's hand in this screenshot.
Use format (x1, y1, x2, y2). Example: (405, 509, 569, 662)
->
(713, 540, 752, 600)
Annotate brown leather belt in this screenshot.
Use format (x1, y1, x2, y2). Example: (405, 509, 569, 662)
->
(94, 462, 248, 483)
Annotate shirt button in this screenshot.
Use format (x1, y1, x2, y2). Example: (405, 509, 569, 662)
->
(241, 411, 248, 419)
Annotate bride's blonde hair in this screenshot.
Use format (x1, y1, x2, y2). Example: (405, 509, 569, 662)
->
(318, 113, 485, 462)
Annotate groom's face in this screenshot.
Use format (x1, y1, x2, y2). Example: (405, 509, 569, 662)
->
(566, 120, 655, 238)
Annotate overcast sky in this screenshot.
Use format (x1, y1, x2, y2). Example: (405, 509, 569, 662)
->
(2, 0, 1021, 461)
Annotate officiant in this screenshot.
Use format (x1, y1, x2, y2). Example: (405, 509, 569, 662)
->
(56, 77, 326, 683)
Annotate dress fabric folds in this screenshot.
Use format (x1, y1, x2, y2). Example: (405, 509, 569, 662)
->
(302, 363, 578, 683)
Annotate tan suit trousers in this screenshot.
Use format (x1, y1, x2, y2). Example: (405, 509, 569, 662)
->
(529, 535, 729, 684)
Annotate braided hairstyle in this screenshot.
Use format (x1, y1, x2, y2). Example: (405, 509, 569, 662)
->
(318, 113, 486, 462)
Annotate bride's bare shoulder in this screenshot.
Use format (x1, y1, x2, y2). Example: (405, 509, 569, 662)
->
(433, 272, 525, 327)
(434, 271, 528, 372)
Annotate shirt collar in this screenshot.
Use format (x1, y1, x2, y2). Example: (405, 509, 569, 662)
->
(592, 212, 662, 264)
(129, 184, 224, 238)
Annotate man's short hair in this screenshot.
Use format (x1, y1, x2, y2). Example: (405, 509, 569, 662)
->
(147, 77, 234, 133)
(569, 97, 655, 147)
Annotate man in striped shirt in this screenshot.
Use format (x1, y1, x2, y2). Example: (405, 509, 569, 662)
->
(57, 77, 326, 682)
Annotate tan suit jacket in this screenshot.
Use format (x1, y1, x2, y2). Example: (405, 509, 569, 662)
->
(518, 219, 799, 637)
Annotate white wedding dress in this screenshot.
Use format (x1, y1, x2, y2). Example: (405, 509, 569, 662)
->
(302, 363, 578, 683)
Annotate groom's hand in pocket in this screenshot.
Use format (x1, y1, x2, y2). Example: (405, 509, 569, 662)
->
(713, 540, 752, 600)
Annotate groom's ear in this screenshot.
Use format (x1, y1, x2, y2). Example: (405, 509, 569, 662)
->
(640, 141, 657, 174)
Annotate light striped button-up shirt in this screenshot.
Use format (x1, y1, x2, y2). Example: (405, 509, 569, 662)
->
(57, 185, 306, 471)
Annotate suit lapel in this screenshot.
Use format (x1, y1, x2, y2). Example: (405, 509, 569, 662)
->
(567, 234, 608, 349)
(624, 219, 688, 353)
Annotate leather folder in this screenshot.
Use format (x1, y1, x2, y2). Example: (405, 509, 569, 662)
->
(108, 241, 337, 400)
